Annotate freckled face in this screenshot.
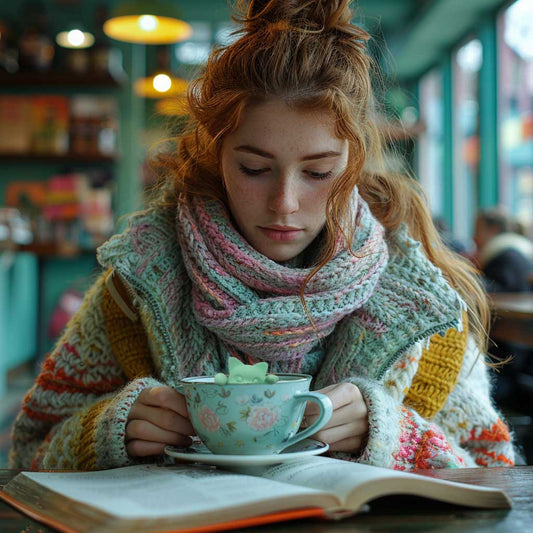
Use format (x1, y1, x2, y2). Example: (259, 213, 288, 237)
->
(220, 100, 348, 262)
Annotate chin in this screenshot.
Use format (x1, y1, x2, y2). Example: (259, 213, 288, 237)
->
(261, 247, 301, 263)
(248, 234, 304, 263)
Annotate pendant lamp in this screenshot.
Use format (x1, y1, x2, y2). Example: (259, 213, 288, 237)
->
(103, 0, 192, 44)
(134, 45, 188, 98)
(134, 74, 188, 98)
(56, 28, 95, 49)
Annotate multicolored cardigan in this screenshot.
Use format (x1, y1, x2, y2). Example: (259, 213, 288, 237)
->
(9, 209, 515, 471)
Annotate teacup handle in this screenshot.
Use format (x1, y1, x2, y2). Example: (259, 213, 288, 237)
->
(279, 391, 333, 451)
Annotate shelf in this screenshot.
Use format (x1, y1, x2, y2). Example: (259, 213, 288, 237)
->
(0, 152, 118, 163)
(0, 70, 126, 88)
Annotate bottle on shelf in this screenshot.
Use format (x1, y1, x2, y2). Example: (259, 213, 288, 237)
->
(18, 1, 55, 72)
(0, 18, 20, 73)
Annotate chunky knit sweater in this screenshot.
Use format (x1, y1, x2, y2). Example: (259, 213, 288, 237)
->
(9, 204, 515, 471)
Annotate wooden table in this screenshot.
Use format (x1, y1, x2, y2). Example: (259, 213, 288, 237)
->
(1, 466, 532, 532)
(489, 292, 533, 348)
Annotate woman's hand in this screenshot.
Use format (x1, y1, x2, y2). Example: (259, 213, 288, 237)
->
(303, 382, 369, 453)
(126, 386, 195, 457)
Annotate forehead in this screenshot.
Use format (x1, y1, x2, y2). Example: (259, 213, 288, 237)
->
(228, 99, 341, 149)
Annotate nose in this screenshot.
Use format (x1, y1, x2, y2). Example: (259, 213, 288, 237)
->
(267, 175, 299, 215)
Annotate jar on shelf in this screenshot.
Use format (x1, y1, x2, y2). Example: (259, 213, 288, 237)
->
(18, 1, 55, 71)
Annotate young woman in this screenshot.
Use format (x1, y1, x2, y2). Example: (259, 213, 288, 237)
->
(10, 0, 515, 471)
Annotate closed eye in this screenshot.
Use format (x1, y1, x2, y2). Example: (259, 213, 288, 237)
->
(239, 164, 268, 176)
(305, 170, 333, 180)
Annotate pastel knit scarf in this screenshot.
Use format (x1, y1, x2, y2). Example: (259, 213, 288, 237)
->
(175, 195, 389, 367)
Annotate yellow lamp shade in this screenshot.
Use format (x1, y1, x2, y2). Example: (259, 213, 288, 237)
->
(134, 73, 188, 98)
(103, 1, 192, 44)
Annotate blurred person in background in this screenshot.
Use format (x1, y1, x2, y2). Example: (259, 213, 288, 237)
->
(473, 209, 533, 293)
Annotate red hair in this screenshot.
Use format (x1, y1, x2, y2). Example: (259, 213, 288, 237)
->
(153, 0, 489, 350)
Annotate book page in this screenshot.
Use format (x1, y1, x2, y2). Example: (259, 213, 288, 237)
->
(259, 456, 388, 503)
(258, 456, 510, 511)
(21, 464, 331, 519)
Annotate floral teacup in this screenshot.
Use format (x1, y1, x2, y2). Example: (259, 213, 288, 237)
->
(179, 374, 332, 455)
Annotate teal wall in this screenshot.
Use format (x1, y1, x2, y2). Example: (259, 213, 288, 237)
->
(0, 253, 38, 394)
(478, 17, 499, 209)
(441, 57, 454, 228)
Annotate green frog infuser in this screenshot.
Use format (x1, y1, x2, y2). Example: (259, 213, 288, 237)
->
(215, 357, 280, 385)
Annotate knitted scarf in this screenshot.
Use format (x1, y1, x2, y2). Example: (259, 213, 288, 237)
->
(175, 194, 389, 368)
(99, 193, 464, 381)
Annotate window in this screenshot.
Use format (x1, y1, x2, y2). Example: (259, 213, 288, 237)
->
(498, 0, 533, 236)
(418, 68, 444, 217)
(452, 38, 482, 243)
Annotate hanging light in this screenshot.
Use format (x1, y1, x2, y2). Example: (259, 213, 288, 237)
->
(134, 45, 188, 98)
(134, 72, 188, 98)
(56, 28, 95, 49)
(103, 0, 192, 44)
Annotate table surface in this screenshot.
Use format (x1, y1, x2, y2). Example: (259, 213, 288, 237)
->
(1, 466, 532, 532)
(489, 292, 533, 319)
(488, 292, 533, 348)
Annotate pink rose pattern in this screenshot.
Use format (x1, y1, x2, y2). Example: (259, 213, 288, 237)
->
(199, 406, 220, 432)
(247, 406, 279, 431)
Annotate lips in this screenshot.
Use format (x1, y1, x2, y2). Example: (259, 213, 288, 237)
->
(259, 225, 303, 242)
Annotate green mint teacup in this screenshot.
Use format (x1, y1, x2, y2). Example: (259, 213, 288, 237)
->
(179, 374, 333, 455)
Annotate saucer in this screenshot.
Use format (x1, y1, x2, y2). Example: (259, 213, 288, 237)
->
(164, 438, 329, 467)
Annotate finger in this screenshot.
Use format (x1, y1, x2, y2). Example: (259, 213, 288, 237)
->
(126, 419, 190, 446)
(137, 387, 190, 418)
(305, 387, 366, 429)
(327, 435, 365, 453)
(313, 421, 367, 446)
(129, 403, 195, 435)
(312, 402, 369, 431)
(127, 440, 178, 457)
(305, 383, 359, 417)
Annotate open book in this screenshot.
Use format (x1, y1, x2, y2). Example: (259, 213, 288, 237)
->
(1, 455, 511, 533)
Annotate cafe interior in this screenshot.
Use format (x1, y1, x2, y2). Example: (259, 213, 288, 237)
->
(0, 0, 532, 469)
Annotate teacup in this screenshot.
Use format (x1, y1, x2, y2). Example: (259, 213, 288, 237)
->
(179, 374, 333, 455)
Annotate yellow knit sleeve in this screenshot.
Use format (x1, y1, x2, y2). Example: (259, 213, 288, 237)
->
(404, 313, 468, 420)
(75, 398, 113, 471)
(102, 270, 155, 380)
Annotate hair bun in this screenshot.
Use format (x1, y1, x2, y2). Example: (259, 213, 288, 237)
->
(234, 0, 368, 43)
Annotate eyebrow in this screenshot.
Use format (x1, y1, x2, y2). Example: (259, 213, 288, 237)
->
(234, 145, 342, 161)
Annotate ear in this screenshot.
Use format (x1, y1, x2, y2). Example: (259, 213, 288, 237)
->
(253, 362, 268, 374)
(228, 357, 243, 371)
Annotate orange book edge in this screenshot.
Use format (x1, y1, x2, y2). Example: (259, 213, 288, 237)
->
(0, 490, 327, 533)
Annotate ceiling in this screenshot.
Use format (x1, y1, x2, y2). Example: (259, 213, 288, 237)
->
(381, 0, 511, 81)
(184, 0, 511, 81)
(1, 0, 513, 82)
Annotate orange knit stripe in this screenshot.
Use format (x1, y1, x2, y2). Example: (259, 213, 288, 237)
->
(102, 271, 154, 380)
(469, 419, 511, 443)
(404, 313, 468, 420)
(76, 398, 112, 471)
(473, 449, 514, 466)
(21, 405, 62, 424)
